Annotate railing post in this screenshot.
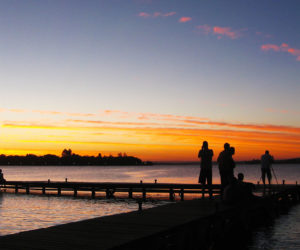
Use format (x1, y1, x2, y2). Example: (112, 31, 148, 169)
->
(15, 185, 18, 194)
(42, 186, 46, 195)
(180, 188, 184, 201)
(142, 188, 146, 200)
(58, 187, 61, 196)
(128, 188, 133, 199)
(74, 188, 77, 197)
(169, 188, 174, 201)
(106, 188, 111, 199)
(202, 185, 205, 199)
(26, 185, 30, 195)
(91, 187, 95, 199)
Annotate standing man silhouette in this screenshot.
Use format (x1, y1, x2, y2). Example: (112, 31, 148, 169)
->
(261, 150, 274, 186)
(198, 141, 214, 198)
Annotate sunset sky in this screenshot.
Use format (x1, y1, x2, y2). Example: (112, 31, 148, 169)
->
(0, 0, 299, 161)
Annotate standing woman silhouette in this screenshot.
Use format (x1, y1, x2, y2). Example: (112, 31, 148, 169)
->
(198, 141, 214, 187)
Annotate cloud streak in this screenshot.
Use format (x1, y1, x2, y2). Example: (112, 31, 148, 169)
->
(138, 11, 176, 18)
(179, 17, 192, 23)
(261, 43, 300, 61)
(196, 24, 244, 39)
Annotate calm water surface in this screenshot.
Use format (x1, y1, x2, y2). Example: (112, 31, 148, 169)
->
(0, 164, 300, 247)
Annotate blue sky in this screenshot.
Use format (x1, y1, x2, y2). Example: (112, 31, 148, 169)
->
(0, 0, 299, 159)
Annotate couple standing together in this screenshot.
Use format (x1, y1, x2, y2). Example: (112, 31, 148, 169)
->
(198, 141, 235, 189)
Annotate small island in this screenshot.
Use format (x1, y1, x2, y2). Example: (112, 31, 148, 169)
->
(0, 149, 152, 166)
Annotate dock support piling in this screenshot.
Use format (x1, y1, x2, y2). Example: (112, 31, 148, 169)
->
(169, 188, 174, 201)
(180, 188, 184, 201)
(91, 188, 95, 199)
(142, 188, 146, 200)
(58, 187, 61, 196)
(26, 185, 30, 195)
(128, 188, 133, 199)
(42, 186, 46, 195)
(74, 188, 77, 197)
(15, 185, 18, 194)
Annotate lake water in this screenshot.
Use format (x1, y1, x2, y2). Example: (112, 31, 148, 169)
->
(0, 163, 300, 248)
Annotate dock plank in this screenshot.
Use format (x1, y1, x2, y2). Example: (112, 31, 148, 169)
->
(0, 199, 222, 250)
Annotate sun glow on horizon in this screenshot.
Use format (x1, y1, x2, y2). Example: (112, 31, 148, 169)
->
(1, 109, 299, 162)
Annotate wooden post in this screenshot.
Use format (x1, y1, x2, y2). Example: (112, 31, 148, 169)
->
(202, 185, 205, 199)
(91, 188, 95, 199)
(58, 187, 61, 196)
(142, 188, 146, 200)
(106, 188, 110, 199)
(26, 185, 30, 195)
(74, 188, 77, 197)
(15, 185, 18, 194)
(42, 186, 46, 195)
(128, 188, 133, 199)
(282, 180, 285, 185)
(180, 188, 184, 201)
(169, 188, 174, 201)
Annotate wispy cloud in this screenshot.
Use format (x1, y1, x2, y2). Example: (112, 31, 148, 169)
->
(196, 25, 244, 39)
(261, 43, 300, 61)
(138, 11, 176, 18)
(179, 17, 192, 23)
(256, 31, 272, 39)
(213, 26, 242, 39)
(138, 12, 151, 18)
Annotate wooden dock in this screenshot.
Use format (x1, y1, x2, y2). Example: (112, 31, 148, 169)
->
(0, 182, 299, 249)
(1, 181, 223, 200)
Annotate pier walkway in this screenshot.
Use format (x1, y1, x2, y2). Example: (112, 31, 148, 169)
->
(0, 182, 299, 249)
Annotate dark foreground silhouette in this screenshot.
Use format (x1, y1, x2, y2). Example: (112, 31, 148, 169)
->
(0, 149, 151, 166)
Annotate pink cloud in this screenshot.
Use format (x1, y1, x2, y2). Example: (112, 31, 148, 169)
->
(213, 26, 241, 39)
(179, 17, 192, 23)
(138, 12, 150, 18)
(196, 24, 211, 34)
(138, 11, 176, 18)
(261, 43, 300, 61)
(196, 25, 244, 39)
(256, 31, 272, 39)
(261, 44, 280, 52)
(153, 11, 176, 17)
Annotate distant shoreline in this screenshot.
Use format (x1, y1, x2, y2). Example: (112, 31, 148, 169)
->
(153, 158, 300, 165)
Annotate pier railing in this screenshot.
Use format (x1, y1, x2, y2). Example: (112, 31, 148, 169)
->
(1, 181, 297, 200)
(1, 181, 222, 200)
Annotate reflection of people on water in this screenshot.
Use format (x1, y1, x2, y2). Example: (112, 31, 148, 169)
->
(198, 141, 213, 186)
(0, 169, 6, 183)
(261, 150, 274, 186)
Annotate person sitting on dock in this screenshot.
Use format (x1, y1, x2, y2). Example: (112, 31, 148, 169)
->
(237, 173, 256, 200)
(0, 169, 6, 183)
(261, 150, 274, 186)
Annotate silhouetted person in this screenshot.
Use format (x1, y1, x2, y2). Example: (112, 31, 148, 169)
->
(237, 172, 256, 200)
(0, 169, 6, 183)
(198, 141, 213, 197)
(228, 146, 236, 179)
(261, 150, 274, 186)
(222, 176, 240, 205)
(223, 173, 258, 205)
(217, 143, 232, 191)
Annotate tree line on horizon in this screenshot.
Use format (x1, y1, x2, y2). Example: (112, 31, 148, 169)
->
(0, 149, 151, 166)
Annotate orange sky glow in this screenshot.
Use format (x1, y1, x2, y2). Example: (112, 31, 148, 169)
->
(1, 109, 299, 161)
